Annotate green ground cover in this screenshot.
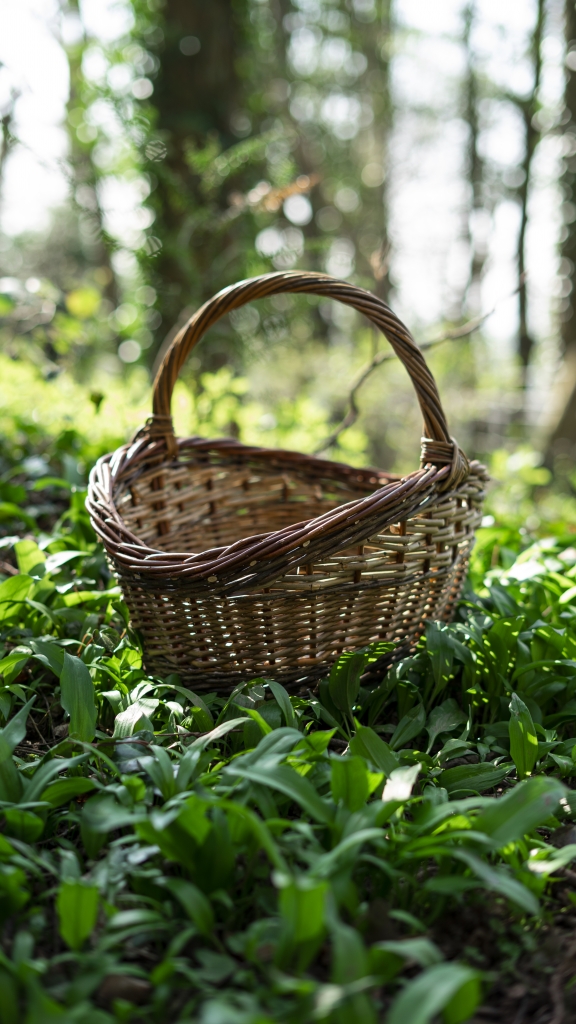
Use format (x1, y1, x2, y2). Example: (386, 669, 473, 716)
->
(1, 428, 576, 1023)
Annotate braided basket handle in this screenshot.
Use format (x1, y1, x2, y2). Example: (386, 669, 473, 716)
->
(150, 271, 469, 488)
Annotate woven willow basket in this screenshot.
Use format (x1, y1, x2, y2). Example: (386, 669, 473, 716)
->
(87, 271, 487, 691)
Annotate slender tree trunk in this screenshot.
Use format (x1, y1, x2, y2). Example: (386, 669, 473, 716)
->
(61, 0, 120, 306)
(0, 93, 18, 226)
(545, 0, 576, 465)
(462, 1, 487, 316)
(513, 0, 545, 382)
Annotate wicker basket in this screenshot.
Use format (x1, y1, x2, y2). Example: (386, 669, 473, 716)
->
(87, 271, 487, 691)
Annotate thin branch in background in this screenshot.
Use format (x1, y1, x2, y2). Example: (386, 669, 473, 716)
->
(313, 279, 526, 455)
(0, 87, 19, 218)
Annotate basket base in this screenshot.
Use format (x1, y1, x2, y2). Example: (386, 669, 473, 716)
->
(128, 558, 469, 693)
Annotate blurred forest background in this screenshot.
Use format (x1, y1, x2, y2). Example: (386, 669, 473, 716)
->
(1, 0, 576, 531)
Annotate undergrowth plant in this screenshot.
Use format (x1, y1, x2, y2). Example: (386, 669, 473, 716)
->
(1, 469, 576, 1022)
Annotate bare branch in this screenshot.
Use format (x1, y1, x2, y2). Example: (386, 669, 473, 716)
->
(314, 279, 525, 456)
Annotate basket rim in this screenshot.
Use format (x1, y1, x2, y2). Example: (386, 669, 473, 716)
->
(86, 433, 488, 592)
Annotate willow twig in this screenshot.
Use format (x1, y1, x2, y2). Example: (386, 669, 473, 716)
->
(313, 282, 525, 455)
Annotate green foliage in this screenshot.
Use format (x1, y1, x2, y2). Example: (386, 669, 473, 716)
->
(0, 460, 576, 1019)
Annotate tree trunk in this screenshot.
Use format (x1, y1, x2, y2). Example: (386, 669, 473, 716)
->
(140, 0, 252, 358)
(462, 1, 487, 316)
(512, 0, 545, 383)
(62, 0, 120, 307)
(545, 0, 576, 466)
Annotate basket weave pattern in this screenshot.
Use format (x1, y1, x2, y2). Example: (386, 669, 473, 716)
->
(87, 272, 488, 690)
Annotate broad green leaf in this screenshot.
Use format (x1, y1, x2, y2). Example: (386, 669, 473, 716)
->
(509, 692, 538, 778)
(14, 539, 45, 575)
(0, 650, 30, 682)
(425, 622, 455, 691)
(40, 777, 96, 808)
(390, 704, 426, 750)
(25, 752, 89, 802)
(426, 698, 467, 753)
(441, 762, 514, 796)
(28, 638, 65, 676)
(113, 697, 159, 738)
(349, 724, 399, 775)
(278, 877, 328, 943)
(373, 937, 443, 968)
(328, 650, 364, 718)
(267, 679, 297, 729)
(0, 697, 36, 802)
(387, 962, 481, 1024)
(0, 504, 36, 529)
(82, 794, 146, 834)
(187, 705, 214, 732)
(165, 877, 214, 936)
(235, 705, 272, 735)
(311, 829, 388, 879)
(527, 843, 576, 876)
(0, 967, 18, 1024)
(139, 745, 177, 800)
(443, 975, 483, 1024)
(454, 849, 539, 915)
(2, 808, 44, 842)
(330, 756, 370, 811)
(474, 776, 565, 847)
(56, 880, 99, 950)
(59, 653, 96, 742)
(226, 763, 333, 824)
(0, 574, 33, 622)
(330, 917, 370, 987)
(559, 584, 576, 606)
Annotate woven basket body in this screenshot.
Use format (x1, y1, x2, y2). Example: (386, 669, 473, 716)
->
(87, 273, 487, 691)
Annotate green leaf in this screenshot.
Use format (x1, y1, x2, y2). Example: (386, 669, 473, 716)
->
(113, 697, 159, 738)
(441, 761, 514, 796)
(40, 777, 96, 808)
(474, 776, 565, 847)
(330, 916, 370, 986)
(328, 650, 365, 718)
(279, 877, 328, 943)
(165, 877, 214, 936)
(387, 962, 481, 1024)
(390, 704, 426, 751)
(373, 936, 443, 969)
(235, 705, 272, 736)
(426, 698, 467, 753)
(59, 653, 96, 742)
(28, 638, 65, 676)
(226, 763, 334, 824)
(139, 745, 177, 800)
(267, 679, 297, 729)
(349, 724, 399, 775)
(443, 974, 483, 1024)
(56, 880, 99, 950)
(330, 756, 370, 811)
(0, 967, 19, 1024)
(0, 697, 36, 802)
(425, 622, 455, 691)
(509, 692, 539, 779)
(14, 539, 46, 575)
(0, 650, 30, 681)
(454, 849, 539, 915)
(2, 808, 44, 842)
(0, 574, 33, 622)
(382, 763, 421, 803)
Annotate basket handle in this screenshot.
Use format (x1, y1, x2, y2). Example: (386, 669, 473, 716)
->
(149, 271, 469, 487)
